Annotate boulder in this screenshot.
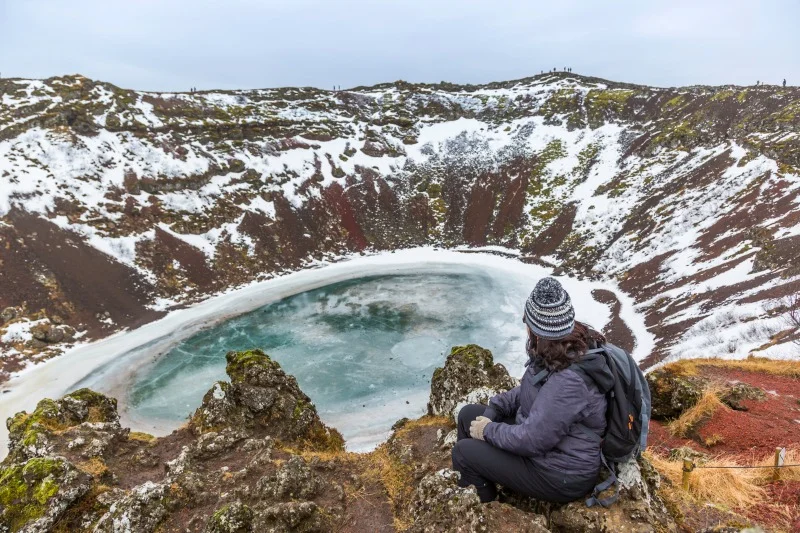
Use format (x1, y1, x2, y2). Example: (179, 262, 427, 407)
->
(0, 457, 92, 532)
(257, 455, 322, 500)
(719, 382, 766, 411)
(29, 323, 75, 344)
(407, 469, 551, 533)
(407, 469, 487, 532)
(6, 388, 121, 460)
(645, 368, 705, 419)
(428, 345, 516, 418)
(254, 501, 326, 532)
(548, 456, 677, 533)
(1, 307, 18, 324)
(93, 481, 169, 533)
(189, 350, 344, 451)
(205, 501, 254, 533)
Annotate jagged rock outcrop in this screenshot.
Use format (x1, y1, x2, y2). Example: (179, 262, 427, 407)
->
(0, 345, 691, 532)
(189, 349, 344, 452)
(6, 388, 122, 461)
(0, 457, 92, 532)
(546, 458, 675, 533)
(427, 344, 516, 419)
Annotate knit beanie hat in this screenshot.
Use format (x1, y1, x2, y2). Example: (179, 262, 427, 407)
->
(523, 277, 575, 340)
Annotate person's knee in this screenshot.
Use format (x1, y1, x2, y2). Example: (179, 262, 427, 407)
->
(452, 437, 483, 470)
(457, 403, 486, 427)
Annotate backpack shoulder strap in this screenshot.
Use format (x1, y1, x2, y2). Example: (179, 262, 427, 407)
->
(586, 455, 619, 508)
(575, 422, 602, 443)
(530, 368, 551, 386)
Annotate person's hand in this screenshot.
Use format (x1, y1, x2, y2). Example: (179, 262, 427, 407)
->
(469, 416, 491, 441)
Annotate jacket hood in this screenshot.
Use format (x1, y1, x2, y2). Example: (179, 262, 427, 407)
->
(572, 350, 614, 394)
(527, 347, 614, 394)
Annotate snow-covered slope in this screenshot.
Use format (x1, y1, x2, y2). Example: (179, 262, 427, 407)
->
(1, 73, 799, 377)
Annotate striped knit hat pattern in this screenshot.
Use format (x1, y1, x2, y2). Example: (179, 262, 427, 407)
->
(523, 277, 575, 340)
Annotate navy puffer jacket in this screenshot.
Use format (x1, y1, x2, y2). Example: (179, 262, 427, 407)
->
(483, 349, 614, 477)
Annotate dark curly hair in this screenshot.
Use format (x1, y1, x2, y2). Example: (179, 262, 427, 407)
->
(526, 321, 606, 371)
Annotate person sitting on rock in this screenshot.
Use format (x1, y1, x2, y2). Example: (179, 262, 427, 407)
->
(452, 277, 613, 503)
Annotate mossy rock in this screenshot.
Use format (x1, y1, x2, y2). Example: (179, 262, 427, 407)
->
(646, 368, 706, 420)
(7, 389, 119, 460)
(192, 350, 345, 452)
(205, 501, 254, 533)
(427, 345, 516, 417)
(224, 349, 282, 385)
(0, 457, 92, 532)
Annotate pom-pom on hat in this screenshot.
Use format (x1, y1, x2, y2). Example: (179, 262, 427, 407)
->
(523, 277, 575, 340)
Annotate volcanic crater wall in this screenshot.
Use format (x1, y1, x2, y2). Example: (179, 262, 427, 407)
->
(1, 72, 800, 377)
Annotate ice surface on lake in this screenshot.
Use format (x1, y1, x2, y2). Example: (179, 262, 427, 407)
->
(128, 273, 527, 450)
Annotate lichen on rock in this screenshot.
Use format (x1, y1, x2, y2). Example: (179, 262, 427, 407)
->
(0, 457, 92, 532)
(205, 501, 254, 533)
(427, 344, 516, 417)
(189, 349, 344, 451)
(6, 388, 121, 461)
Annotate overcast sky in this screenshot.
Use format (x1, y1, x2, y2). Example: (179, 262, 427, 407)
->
(1, 0, 797, 92)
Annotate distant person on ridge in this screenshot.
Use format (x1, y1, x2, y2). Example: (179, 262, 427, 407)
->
(452, 278, 619, 504)
(784, 79, 787, 87)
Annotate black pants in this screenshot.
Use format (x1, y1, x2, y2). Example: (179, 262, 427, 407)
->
(451, 403, 595, 503)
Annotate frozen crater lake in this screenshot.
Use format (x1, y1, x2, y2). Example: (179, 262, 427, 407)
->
(0, 249, 652, 455)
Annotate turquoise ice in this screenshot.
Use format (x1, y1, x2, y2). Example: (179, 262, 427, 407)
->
(127, 273, 527, 449)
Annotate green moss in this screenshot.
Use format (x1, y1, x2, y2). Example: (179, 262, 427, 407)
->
(737, 151, 758, 167)
(292, 398, 310, 421)
(663, 94, 685, 110)
(710, 89, 735, 102)
(736, 90, 748, 103)
(538, 89, 583, 127)
(772, 101, 799, 124)
(651, 120, 699, 150)
(225, 349, 280, 383)
(558, 230, 601, 271)
(584, 89, 634, 127)
(523, 139, 571, 240)
(448, 345, 493, 369)
(0, 458, 65, 530)
(426, 183, 442, 198)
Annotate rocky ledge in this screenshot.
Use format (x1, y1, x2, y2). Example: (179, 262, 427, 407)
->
(1, 346, 679, 532)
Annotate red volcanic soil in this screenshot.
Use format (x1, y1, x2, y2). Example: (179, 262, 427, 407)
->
(651, 366, 800, 459)
(695, 368, 800, 457)
(649, 364, 800, 531)
(746, 481, 800, 533)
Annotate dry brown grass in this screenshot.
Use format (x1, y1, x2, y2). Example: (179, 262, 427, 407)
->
(646, 451, 765, 509)
(647, 447, 800, 512)
(667, 386, 728, 437)
(663, 357, 800, 379)
(393, 415, 453, 433)
(76, 457, 110, 479)
(752, 448, 800, 483)
(361, 445, 414, 530)
(128, 431, 156, 443)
